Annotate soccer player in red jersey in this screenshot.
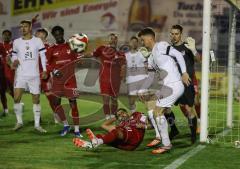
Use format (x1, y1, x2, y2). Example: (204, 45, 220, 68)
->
(0, 30, 14, 116)
(73, 108, 146, 151)
(91, 33, 126, 120)
(47, 26, 81, 137)
(35, 28, 60, 123)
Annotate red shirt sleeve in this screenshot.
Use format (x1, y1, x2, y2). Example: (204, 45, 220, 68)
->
(92, 46, 104, 58)
(118, 51, 126, 66)
(46, 47, 54, 73)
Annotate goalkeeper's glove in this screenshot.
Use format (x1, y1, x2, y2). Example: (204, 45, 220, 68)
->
(184, 37, 198, 56)
(52, 69, 62, 77)
(138, 47, 151, 58)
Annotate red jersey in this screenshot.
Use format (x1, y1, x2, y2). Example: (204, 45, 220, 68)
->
(47, 42, 79, 72)
(116, 112, 146, 150)
(46, 42, 80, 98)
(93, 45, 126, 81)
(0, 42, 14, 82)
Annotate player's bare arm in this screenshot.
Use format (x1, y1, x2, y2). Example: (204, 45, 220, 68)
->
(101, 117, 117, 132)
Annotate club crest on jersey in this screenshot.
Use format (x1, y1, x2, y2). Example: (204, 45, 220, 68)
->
(181, 51, 185, 56)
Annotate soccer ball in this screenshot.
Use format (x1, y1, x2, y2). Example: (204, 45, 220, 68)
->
(68, 33, 89, 53)
(138, 47, 151, 58)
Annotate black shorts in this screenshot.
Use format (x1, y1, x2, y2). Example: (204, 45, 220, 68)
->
(175, 84, 195, 107)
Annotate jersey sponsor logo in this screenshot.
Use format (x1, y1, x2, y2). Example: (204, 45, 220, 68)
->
(53, 52, 59, 56)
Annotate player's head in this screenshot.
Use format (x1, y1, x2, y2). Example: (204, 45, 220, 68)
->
(170, 24, 183, 45)
(138, 27, 155, 49)
(129, 36, 138, 50)
(108, 33, 118, 48)
(2, 29, 12, 43)
(116, 108, 129, 121)
(51, 26, 65, 44)
(20, 20, 32, 36)
(35, 28, 48, 42)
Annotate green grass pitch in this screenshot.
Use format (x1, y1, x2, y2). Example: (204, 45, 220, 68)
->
(0, 94, 240, 169)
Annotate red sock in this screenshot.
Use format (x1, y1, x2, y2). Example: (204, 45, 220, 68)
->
(195, 103, 201, 118)
(55, 105, 67, 121)
(111, 98, 118, 115)
(103, 103, 110, 116)
(96, 129, 118, 144)
(0, 89, 7, 109)
(180, 105, 189, 118)
(111, 103, 118, 115)
(70, 101, 79, 125)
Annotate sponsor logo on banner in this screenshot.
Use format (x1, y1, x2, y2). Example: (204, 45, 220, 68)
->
(11, 0, 99, 15)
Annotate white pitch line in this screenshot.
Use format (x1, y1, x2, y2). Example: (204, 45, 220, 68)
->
(164, 128, 231, 169)
(163, 145, 206, 169)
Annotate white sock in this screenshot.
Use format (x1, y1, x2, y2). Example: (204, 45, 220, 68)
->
(14, 103, 23, 124)
(74, 125, 79, 132)
(63, 120, 69, 126)
(148, 110, 160, 139)
(156, 115, 171, 146)
(92, 138, 103, 147)
(105, 115, 110, 120)
(33, 104, 41, 127)
(4, 109, 8, 113)
(130, 104, 136, 113)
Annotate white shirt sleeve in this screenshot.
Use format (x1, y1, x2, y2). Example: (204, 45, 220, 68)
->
(38, 39, 47, 71)
(169, 47, 187, 74)
(147, 54, 155, 69)
(11, 40, 18, 62)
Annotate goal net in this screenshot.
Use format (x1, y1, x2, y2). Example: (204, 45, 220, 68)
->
(201, 0, 240, 146)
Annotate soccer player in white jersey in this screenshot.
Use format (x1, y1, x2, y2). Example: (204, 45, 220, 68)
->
(138, 27, 190, 154)
(125, 36, 148, 113)
(11, 20, 48, 133)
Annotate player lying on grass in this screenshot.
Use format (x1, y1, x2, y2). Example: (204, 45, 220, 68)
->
(73, 108, 146, 151)
(73, 108, 172, 154)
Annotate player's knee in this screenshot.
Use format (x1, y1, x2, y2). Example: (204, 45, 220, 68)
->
(14, 94, 21, 103)
(32, 95, 40, 104)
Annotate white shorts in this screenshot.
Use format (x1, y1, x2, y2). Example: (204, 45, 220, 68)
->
(14, 76, 40, 95)
(156, 81, 184, 108)
(127, 78, 148, 96)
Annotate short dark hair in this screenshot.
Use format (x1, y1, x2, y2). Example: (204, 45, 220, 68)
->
(137, 27, 155, 38)
(171, 24, 183, 33)
(36, 28, 48, 37)
(130, 36, 138, 41)
(51, 26, 64, 34)
(109, 33, 118, 38)
(116, 108, 127, 114)
(20, 20, 32, 26)
(2, 29, 12, 35)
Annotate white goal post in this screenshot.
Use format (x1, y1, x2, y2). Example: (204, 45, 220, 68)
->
(200, 0, 240, 143)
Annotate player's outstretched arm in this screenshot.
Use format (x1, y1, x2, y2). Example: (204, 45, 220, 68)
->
(184, 37, 201, 63)
(101, 118, 117, 132)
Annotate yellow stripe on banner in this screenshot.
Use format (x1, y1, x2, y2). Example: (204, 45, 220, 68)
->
(11, 0, 98, 16)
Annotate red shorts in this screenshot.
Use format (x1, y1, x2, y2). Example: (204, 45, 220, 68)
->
(4, 66, 14, 83)
(99, 77, 121, 97)
(50, 76, 79, 99)
(113, 127, 144, 151)
(192, 73, 199, 94)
